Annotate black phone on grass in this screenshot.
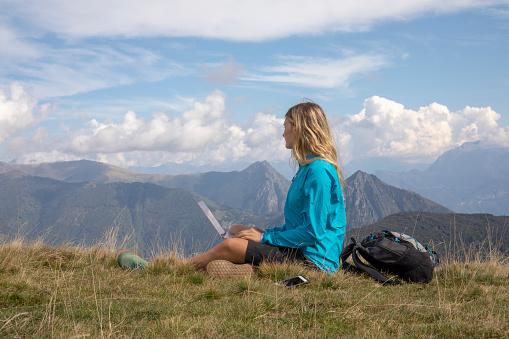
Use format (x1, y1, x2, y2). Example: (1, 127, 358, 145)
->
(276, 275, 309, 287)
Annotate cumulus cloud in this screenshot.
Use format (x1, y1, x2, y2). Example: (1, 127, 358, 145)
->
(8, 88, 286, 167)
(0, 83, 52, 145)
(3, 1, 505, 41)
(244, 54, 388, 88)
(335, 96, 509, 163)
(67, 90, 228, 154)
(5, 86, 509, 170)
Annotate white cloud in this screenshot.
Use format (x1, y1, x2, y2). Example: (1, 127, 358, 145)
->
(0, 24, 41, 60)
(243, 54, 389, 88)
(9, 88, 286, 167)
(3, 0, 504, 101)
(4, 1, 506, 41)
(5, 86, 509, 170)
(335, 96, 509, 163)
(0, 42, 189, 99)
(67, 90, 227, 154)
(0, 82, 52, 144)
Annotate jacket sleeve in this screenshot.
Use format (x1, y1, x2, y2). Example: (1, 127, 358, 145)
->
(261, 166, 331, 248)
(263, 224, 286, 234)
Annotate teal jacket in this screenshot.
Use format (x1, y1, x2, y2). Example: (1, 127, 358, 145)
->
(261, 158, 346, 273)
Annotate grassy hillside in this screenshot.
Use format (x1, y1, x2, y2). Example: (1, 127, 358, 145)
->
(0, 234, 507, 338)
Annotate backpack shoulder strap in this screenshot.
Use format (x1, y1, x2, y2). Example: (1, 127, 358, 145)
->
(351, 246, 401, 285)
(340, 242, 355, 262)
(340, 242, 360, 273)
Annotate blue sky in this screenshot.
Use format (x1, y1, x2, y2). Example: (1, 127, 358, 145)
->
(1, 0, 508, 177)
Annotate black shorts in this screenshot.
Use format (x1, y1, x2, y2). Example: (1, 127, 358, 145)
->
(245, 241, 317, 269)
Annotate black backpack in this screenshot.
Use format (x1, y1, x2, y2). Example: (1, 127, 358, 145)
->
(340, 230, 439, 284)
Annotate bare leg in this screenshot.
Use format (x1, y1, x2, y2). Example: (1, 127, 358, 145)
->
(189, 238, 249, 270)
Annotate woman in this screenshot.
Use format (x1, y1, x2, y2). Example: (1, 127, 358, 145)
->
(190, 102, 346, 277)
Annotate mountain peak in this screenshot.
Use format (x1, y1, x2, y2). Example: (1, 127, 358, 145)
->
(245, 160, 272, 170)
(349, 170, 371, 179)
(458, 140, 482, 150)
(243, 160, 278, 177)
(347, 170, 385, 186)
(344, 170, 451, 230)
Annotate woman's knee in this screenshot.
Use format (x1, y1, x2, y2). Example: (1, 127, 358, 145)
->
(221, 238, 241, 250)
(219, 238, 248, 255)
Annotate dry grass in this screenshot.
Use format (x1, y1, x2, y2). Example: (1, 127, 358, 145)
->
(0, 233, 507, 338)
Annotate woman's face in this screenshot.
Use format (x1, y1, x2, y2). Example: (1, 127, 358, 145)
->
(283, 117, 297, 149)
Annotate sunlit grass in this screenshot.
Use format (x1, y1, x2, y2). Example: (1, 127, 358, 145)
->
(0, 232, 507, 338)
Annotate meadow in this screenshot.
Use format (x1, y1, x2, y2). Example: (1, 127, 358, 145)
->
(0, 231, 507, 338)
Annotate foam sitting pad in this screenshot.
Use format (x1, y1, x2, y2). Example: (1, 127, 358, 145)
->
(117, 251, 150, 270)
(206, 260, 254, 279)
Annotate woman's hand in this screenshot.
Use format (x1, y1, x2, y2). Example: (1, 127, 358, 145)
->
(227, 224, 250, 236)
(236, 227, 265, 243)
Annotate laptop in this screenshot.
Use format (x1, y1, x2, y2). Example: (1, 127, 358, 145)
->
(198, 201, 234, 238)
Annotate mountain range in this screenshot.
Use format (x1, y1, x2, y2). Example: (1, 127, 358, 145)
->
(0, 160, 289, 215)
(0, 159, 452, 231)
(0, 160, 450, 254)
(375, 141, 509, 215)
(2, 142, 508, 257)
(154, 161, 290, 215)
(2, 166, 502, 259)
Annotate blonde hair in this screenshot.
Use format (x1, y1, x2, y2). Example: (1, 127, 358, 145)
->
(285, 101, 344, 184)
